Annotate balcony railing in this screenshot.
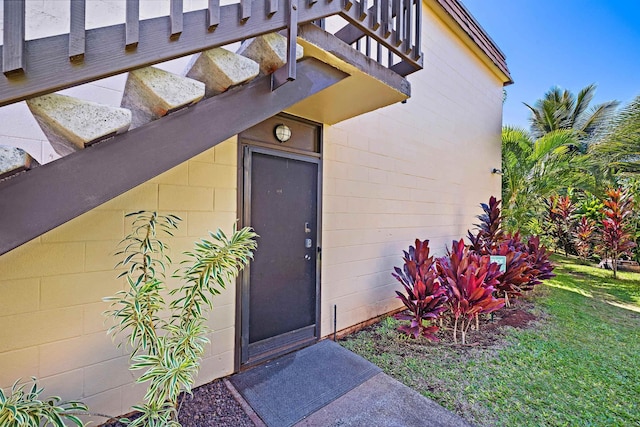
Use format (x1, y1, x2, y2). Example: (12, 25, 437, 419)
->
(0, 0, 423, 108)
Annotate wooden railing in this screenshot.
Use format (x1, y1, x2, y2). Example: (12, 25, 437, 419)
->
(0, 0, 423, 108)
(336, 0, 422, 75)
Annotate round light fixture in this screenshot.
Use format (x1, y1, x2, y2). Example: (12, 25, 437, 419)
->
(274, 124, 292, 143)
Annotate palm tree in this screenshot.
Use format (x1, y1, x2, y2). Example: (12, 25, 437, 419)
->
(524, 84, 619, 145)
(501, 126, 599, 235)
(591, 95, 640, 175)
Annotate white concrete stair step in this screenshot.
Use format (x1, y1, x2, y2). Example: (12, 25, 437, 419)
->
(0, 146, 38, 180)
(27, 94, 132, 157)
(122, 66, 205, 129)
(237, 32, 304, 75)
(185, 47, 260, 98)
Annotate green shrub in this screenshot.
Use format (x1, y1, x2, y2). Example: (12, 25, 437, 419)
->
(0, 377, 87, 427)
(104, 211, 257, 426)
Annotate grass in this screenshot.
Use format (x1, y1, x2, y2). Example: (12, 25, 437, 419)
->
(340, 256, 640, 426)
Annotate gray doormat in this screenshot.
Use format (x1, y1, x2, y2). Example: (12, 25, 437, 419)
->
(230, 340, 381, 427)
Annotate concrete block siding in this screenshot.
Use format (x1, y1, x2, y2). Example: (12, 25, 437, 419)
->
(0, 1, 504, 422)
(319, 6, 503, 336)
(0, 139, 238, 424)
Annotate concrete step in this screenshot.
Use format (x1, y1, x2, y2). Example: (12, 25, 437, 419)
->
(122, 66, 205, 129)
(185, 47, 260, 98)
(27, 94, 132, 156)
(237, 33, 304, 75)
(0, 146, 38, 180)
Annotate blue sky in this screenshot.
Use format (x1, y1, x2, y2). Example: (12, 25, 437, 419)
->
(462, 0, 640, 129)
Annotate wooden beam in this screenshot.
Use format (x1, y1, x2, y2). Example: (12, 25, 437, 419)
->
(241, 0, 252, 21)
(0, 58, 347, 256)
(126, 0, 140, 47)
(268, 0, 279, 15)
(170, 0, 184, 39)
(372, 0, 381, 30)
(414, 0, 421, 59)
(358, 0, 367, 20)
(384, 0, 392, 37)
(404, 0, 412, 53)
(271, 0, 298, 90)
(0, 0, 343, 108)
(69, 0, 86, 61)
(394, 0, 403, 47)
(2, 0, 26, 75)
(208, 0, 220, 30)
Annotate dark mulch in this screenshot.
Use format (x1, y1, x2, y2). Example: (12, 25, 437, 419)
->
(100, 379, 256, 427)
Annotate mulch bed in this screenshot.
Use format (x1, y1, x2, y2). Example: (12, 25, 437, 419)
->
(100, 379, 256, 427)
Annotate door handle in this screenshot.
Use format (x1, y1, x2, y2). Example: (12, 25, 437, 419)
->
(305, 254, 312, 260)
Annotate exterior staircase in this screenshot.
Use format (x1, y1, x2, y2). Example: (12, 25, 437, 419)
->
(0, 0, 423, 255)
(3, 33, 301, 163)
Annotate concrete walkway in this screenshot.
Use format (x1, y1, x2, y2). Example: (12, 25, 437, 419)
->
(293, 372, 474, 427)
(229, 341, 474, 427)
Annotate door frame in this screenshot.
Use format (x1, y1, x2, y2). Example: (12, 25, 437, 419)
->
(235, 115, 323, 370)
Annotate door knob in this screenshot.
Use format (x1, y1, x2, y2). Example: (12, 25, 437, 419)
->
(305, 254, 311, 260)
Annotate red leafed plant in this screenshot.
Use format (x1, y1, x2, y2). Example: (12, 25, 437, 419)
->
(488, 237, 533, 303)
(600, 188, 636, 278)
(468, 197, 554, 303)
(437, 240, 504, 344)
(574, 216, 596, 261)
(524, 235, 555, 288)
(468, 196, 504, 253)
(545, 195, 576, 256)
(393, 239, 448, 340)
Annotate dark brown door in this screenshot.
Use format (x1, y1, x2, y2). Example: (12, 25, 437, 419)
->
(241, 146, 320, 366)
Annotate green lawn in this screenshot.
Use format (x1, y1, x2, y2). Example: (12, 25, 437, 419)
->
(340, 256, 640, 426)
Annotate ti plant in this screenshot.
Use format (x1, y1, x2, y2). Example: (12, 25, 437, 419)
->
(599, 188, 636, 278)
(525, 235, 555, 287)
(437, 240, 504, 344)
(104, 211, 257, 426)
(468, 197, 554, 304)
(573, 216, 597, 261)
(0, 377, 87, 427)
(393, 239, 448, 340)
(545, 195, 576, 256)
(468, 196, 505, 253)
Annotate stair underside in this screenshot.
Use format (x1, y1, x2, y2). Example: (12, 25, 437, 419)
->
(0, 24, 411, 256)
(0, 58, 347, 256)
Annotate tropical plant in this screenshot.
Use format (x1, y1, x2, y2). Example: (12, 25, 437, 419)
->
(524, 84, 618, 143)
(574, 216, 597, 261)
(501, 127, 587, 235)
(105, 211, 257, 426)
(591, 95, 640, 175)
(575, 194, 605, 223)
(524, 235, 555, 287)
(437, 240, 504, 344)
(393, 239, 448, 340)
(467, 195, 504, 252)
(0, 378, 87, 427)
(599, 188, 636, 278)
(467, 197, 553, 304)
(545, 195, 576, 256)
